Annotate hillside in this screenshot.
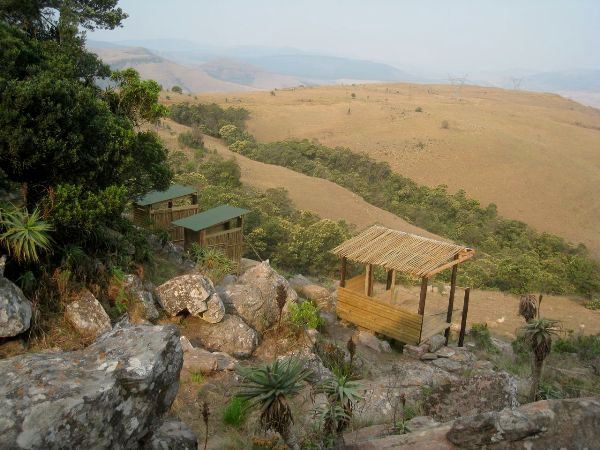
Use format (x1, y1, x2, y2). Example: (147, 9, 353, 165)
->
(157, 118, 443, 240)
(186, 84, 600, 256)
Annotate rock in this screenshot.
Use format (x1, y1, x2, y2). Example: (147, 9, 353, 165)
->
(0, 254, 5, 276)
(289, 274, 331, 307)
(355, 330, 392, 353)
(0, 324, 191, 449)
(64, 289, 111, 339)
(147, 418, 197, 450)
(448, 347, 477, 364)
(427, 334, 446, 352)
(404, 344, 429, 359)
(187, 314, 259, 358)
(0, 275, 32, 337)
(343, 424, 390, 446)
(421, 352, 438, 361)
(473, 360, 494, 371)
(156, 273, 225, 323)
(431, 358, 465, 372)
(123, 274, 160, 321)
(218, 260, 298, 332)
(423, 371, 518, 422)
(447, 398, 600, 449)
(183, 347, 237, 373)
(180, 335, 195, 352)
(306, 328, 320, 345)
(435, 347, 456, 358)
(319, 310, 337, 326)
(404, 415, 440, 433)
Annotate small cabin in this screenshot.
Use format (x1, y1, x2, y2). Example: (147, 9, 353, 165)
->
(133, 184, 199, 244)
(172, 205, 250, 267)
(332, 225, 475, 345)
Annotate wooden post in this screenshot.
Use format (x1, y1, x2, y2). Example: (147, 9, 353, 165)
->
(444, 257, 459, 344)
(390, 270, 396, 303)
(418, 277, 428, 315)
(200, 229, 207, 247)
(458, 287, 471, 347)
(365, 264, 374, 296)
(340, 257, 347, 288)
(386, 270, 393, 290)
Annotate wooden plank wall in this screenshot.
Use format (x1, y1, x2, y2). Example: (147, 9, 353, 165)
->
(149, 205, 198, 243)
(337, 286, 423, 344)
(205, 228, 244, 268)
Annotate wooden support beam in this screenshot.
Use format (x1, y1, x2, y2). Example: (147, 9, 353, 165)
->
(444, 256, 459, 344)
(365, 264, 374, 296)
(458, 287, 471, 347)
(200, 229, 207, 247)
(418, 277, 428, 315)
(386, 270, 393, 290)
(340, 257, 347, 288)
(390, 270, 396, 303)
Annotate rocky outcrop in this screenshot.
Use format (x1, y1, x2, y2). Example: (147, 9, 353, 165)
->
(186, 314, 259, 358)
(424, 371, 518, 422)
(288, 274, 332, 308)
(347, 398, 600, 449)
(355, 330, 392, 353)
(156, 273, 225, 323)
(181, 336, 237, 373)
(64, 289, 111, 339)
(0, 324, 194, 449)
(218, 260, 298, 333)
(147, 418, 197, 450)
(123, 274, 159, 321)
(0, 275, 32, 337)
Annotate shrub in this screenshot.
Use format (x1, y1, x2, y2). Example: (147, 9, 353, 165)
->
(177, 130, 204, 149)
(415, 106, 423, 112)
(585, 299, 600, 310)
(469, 323, 499, 353)
(171, 85, 183, 93)
(553, 334, 600, 361)
(288, 301, 323, 330)
(441, 120, 449, 129)
(223, 397, 250, 427)
(351, 93, 356, 98)
(188, 244, 234, 282)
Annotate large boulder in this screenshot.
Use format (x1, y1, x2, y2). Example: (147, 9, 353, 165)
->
(218, 260, 297, 333)
(0, 275, 32, 337)
(64, 289, 111, 339)
(0, 324, 193, 449)
(288, 274, 332, 308)
(155, 273, 225, 323)
(186, 314, 259, 358)
(147, 419, 197, 450)
(123, 274, 160, 321)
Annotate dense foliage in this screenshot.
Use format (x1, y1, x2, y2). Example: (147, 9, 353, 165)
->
(188, 117, 600, 297)
(169, 102, 250, 137)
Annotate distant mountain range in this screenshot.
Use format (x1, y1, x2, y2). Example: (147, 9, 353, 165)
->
(87, 39, 600, 107)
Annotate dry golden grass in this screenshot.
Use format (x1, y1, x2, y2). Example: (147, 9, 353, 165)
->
(170, 84, 600, 257)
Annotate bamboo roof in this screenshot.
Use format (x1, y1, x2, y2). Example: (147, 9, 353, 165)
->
(332, 225, 474, 278)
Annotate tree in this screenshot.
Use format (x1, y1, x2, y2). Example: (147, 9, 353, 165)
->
(171, 85, 182, 93)
(237, 358, 312, 450)
(522, 318, 561, 401)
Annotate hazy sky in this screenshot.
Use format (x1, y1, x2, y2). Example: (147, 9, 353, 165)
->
(90, 0, 600, 72)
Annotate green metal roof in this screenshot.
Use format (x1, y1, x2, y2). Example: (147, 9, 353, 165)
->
(172, 205, 250, 231)
(135, 184, 197, 206)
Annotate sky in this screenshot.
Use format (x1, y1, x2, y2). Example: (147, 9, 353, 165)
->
(90, 0, 600, 73)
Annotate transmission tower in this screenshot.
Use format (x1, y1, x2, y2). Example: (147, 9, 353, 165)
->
(510, 77, 523, 90)
(448, 74, 468, 98)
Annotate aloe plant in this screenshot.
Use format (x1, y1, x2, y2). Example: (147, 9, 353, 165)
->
(522, 318, 561, 401)
(0, 207, 52, 263)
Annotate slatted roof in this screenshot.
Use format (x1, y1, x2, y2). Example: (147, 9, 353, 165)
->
(135, 184, 196, 206)
(332, 225, 474, 278)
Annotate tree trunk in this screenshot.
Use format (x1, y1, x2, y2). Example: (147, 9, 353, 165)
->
(280, 427, 300, 450)
(529, 356, 544, 402)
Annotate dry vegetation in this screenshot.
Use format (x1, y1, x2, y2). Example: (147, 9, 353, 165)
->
(171, 84, 600, 257)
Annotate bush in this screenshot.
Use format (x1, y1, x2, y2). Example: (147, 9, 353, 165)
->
(553, 334, 600, 361)
(222, 397, 249, 427)
(585, 299, 600, 310)
(171, 85, 183, 93)
(441, 120, 449, 129)
(415, 106, 423, 112)
(177, 129, 204, 149)
(469, 323, 499, 353)
(288, 301, 323, 329)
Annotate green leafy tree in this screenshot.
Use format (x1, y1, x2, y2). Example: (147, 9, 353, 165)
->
(237, 358, 312, 450)
(171, 85, 182, 93)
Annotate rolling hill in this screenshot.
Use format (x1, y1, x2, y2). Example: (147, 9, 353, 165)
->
(181, 84, 600, 257)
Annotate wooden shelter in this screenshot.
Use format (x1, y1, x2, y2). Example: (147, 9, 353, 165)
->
(133, 184, 198, 244)
(172, 205, 250, 267)
(332, 225, 475, 345)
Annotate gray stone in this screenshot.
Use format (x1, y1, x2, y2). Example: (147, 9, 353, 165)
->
(355, 330, 392, 353)
(0, 254, 5, 276)
(427, 334, 446, 352)
(0, 275, 32, 337)
(183, 347, 237, 373)
(218, 260, 298, 332)
(123, 274, 159, 321)
(404, 415, 440, 433)
(431, 358, 464, 372)
(187, 314, 259, 358)
(289, 274, 331, 307)
(179, 335, 195, 352)
(147, 419, 197, 450)
(156, 273, 225, 323)
(403, 344, 428, 359)
(473, 360, 494, 371)
(64, 289, 111, 339)
(435, 347, 456, 358)
(420, 352, 438, 361)
(0, 324, 189, 449)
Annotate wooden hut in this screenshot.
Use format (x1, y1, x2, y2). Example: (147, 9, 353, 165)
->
(133, 184, 198, 244)
(172, 205, 250, 266)
(332, 225, 475, 345)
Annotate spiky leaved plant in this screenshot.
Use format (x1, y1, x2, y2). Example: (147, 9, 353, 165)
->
(522, 318, 561, 401)
(316, 374, 362, 434)
(0, 207, 52, 263)
(237, 358, 312, 450)
(518, 294, 538, 323)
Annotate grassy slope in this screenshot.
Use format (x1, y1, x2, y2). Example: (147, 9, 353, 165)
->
(179, 84, 600, 257)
